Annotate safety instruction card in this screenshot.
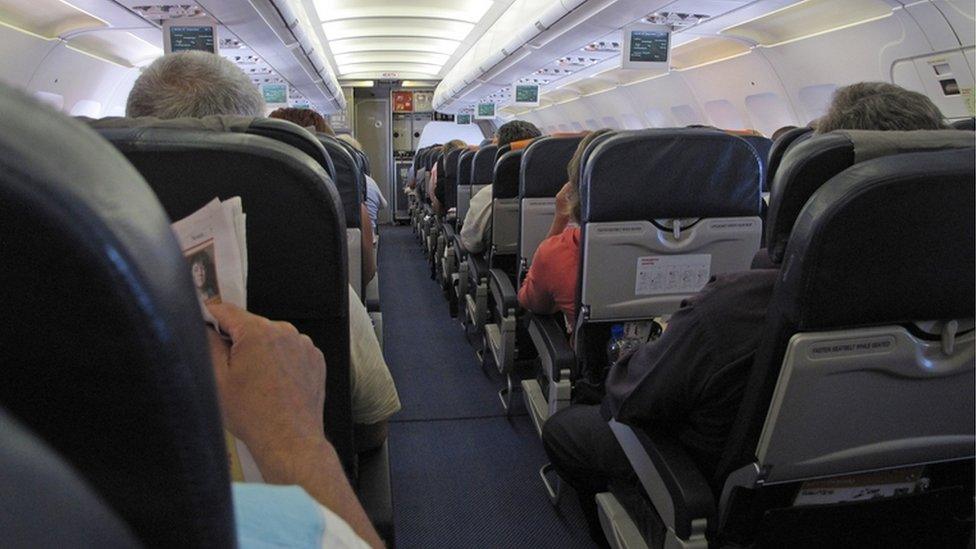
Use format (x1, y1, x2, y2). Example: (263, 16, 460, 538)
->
(635, 254, 711, 295)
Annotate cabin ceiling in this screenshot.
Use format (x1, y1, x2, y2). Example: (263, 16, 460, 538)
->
(308, 0, 512, 81)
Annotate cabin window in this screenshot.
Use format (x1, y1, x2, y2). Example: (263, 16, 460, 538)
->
(745, 92, 793, 137)
(585, 118, 599, 130)
(798, 84, 836, 124)
(621, 114, 642, 129)
(69, 99, 102, 118)
(600, 116, 618, 129)
(557, 123, 571, 132)
(571, 122, 584, 132)
(705, 100, 745, 130)
(644, 108, 670, 127)
(670, 104, 701, 126)
(33, 91, 64, 111)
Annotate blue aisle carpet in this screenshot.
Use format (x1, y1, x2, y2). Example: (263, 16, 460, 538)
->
(378, 226, 596, 548)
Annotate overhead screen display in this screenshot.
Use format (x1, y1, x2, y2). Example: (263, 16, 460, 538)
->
(475, 103, 495, 119)
(169, 25, 216, 53)
(456, 114, 472, 125)
(261, 84, 288, 104)
(514, 84, 540, 106)
(621, 23, 671, 71)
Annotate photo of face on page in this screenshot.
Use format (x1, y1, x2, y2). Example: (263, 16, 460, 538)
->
(185, 241, 221, 305)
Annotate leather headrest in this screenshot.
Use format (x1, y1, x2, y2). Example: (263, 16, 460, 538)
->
(520, 134, 584, 198)
(766, 126, 814, 192)
(493, 149, 524, 199)
(581, 129, 762, 223)
(317, 134, 363, 228)
(457, 149, 477, 186)
(445, 147, 464, 177)
(738, 135, 772, 189)
(778, 147, 974, 329)
(472, 144, 498, 184)
(3, 88, 232, 545)
(766, 130, 975, 263)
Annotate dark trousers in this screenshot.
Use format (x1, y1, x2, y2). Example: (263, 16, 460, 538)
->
(542, 405, 664, 547)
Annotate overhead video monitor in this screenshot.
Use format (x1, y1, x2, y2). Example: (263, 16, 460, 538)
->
(513, 84, 540, 106)
(456, 114, 472, 125)
(621, 23, 671, 71)
(261, 83, 288, 105)
(475, 103, 495, 120)
(163, 17, 219, 55)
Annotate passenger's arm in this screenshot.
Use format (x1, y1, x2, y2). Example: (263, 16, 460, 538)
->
(361, 204, 376, 284)
(206, 304, 384, 549)
(459, 187, 490, 253)
(547, 182, 573, 238)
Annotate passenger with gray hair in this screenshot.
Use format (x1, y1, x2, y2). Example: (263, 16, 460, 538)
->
(126, 51, 265, 118)
(816, 81, 947, 133)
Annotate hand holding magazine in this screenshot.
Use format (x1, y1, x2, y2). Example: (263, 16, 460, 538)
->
(171, 197, 263, 482)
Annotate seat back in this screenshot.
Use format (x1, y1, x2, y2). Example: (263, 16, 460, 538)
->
(456, 148, 478, 222)
(722, 148, 975, 486)
(469, 144, 498, 221)
(0, 409, 139, 547)
(519, 135, 584, 271)
(92, 125, 355, 475)
(951, 117, 974, 130)
(443, 147, 464, 212)
(2, 90, 233, 545)
(738, 135, 772, 190)
(765, 127, 813, 193)
(765, 130, 976, 263)
(490, 149, 524, 266)
(579, 129, 762, 322)
(318, 134, 365, 297)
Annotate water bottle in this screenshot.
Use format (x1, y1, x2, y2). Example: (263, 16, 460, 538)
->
(606, 324, 627, 367)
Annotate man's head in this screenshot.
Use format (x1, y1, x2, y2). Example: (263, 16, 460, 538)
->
(496, 120, 542, 147)
(442, 139, 467, 156)
(269, 107, 335, 135)
(126, 51, 265, 119)
(816, 82, 946, 133)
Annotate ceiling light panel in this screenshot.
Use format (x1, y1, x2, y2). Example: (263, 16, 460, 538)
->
(314, 0, 493, 24)
(329, 36, 462, 55)
(337, 62, 443, 76)
(323, 18, 474, 41)
(0, 0, 107, 38)
(334, 51, 450, 66)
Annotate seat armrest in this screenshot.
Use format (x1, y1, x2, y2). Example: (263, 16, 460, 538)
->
(442, 223, 456, 241)
(452, 234, 469, 260)
(528, 313, 575, 382)
(468, 253, 489, 283)
(488, 268, 518, 316)
(356, 441, 394, 545)
(608, 420, 715, 542)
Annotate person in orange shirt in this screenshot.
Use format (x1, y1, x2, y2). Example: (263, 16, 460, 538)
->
(517, 129, 612, 335)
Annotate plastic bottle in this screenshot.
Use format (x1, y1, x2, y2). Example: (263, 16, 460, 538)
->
(606, 323, 646, 368)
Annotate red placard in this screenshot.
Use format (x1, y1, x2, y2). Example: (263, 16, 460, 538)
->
(393, 91, 413, 112)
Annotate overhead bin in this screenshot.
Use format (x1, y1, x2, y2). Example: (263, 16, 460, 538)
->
(433, 0, 658, 112)
(198, 0, 345, 112)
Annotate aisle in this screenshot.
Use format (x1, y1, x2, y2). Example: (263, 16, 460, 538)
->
(378, 226, 596, 549)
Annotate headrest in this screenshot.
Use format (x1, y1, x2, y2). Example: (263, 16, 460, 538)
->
(778, 147, 974, 329)
(318, 134, 363, 228)
(493, 149, 524, 199)
(3, 89, 232, 544)
(444, 147, 464, 177)
(472, 144, 498, 184)
(766, 129, 975, 263)
(496, 143, 512, 160)
(457, 149, 477, 186)
(951, 118, 975, 131)
(520, 134, 584, 198)
(581, 129, 762, 223)
(89, 115, 336, 180)
(479, 138, 494, 147)
(0, 408, 138, 546)
(766, 126, 814, 192)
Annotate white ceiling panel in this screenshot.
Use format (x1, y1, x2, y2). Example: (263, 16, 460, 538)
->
(309, 0, 507, 79)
